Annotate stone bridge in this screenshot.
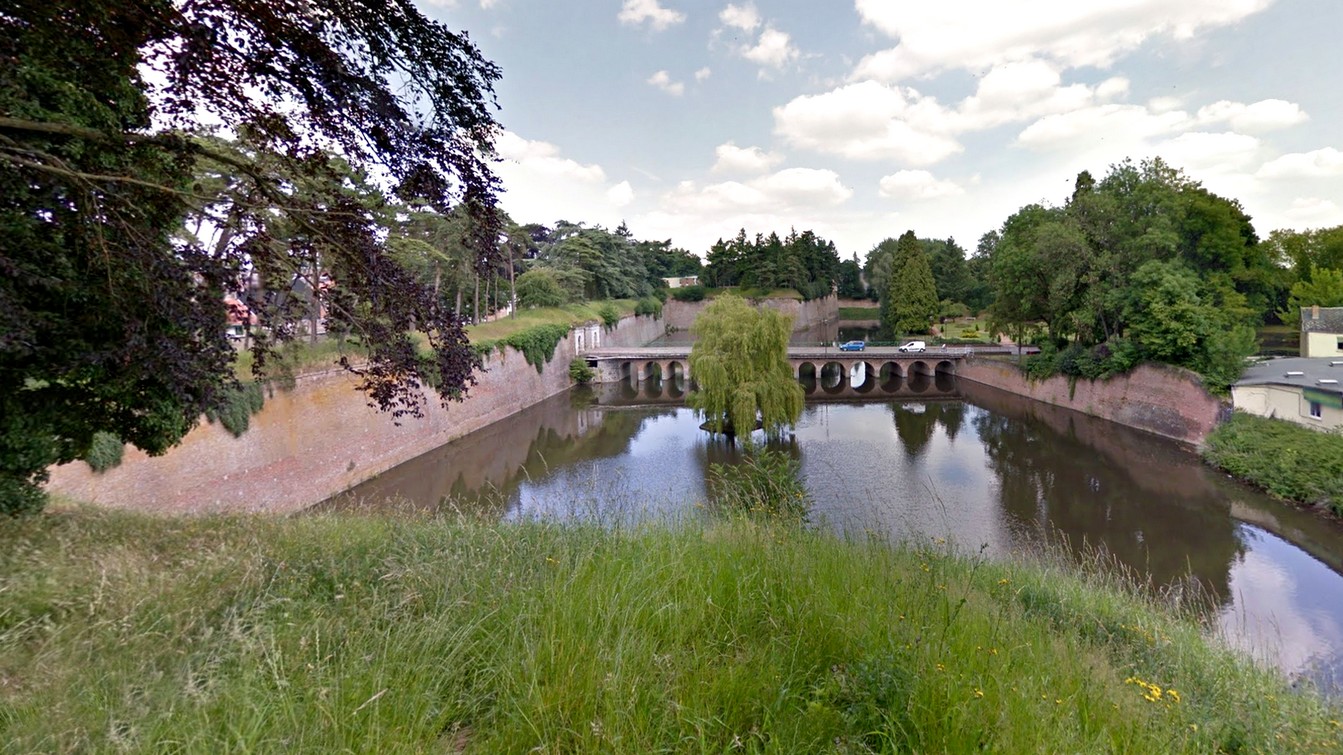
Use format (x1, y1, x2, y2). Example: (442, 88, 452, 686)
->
(584, 345, 975, 394)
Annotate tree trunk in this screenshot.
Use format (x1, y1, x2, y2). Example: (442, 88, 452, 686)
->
(508, 245, 517, 319)
(309, 251, 321, 345)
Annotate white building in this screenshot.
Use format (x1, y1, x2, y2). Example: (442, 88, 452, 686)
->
(1232, 357, 1343, 432)
(1301, 305, 1343, 358)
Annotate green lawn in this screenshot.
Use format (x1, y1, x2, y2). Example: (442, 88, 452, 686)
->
(938, 317, 994, 342)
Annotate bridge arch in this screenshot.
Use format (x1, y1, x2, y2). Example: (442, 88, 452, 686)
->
(934, 359, 957, 392)
(820, 361, 846, 394)
(851, 360, 878, 394)
(907, 360, 932, 393)
(878, 361, 904, 392)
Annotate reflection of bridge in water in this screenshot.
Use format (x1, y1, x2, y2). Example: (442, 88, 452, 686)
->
(584, 346, 966, 400)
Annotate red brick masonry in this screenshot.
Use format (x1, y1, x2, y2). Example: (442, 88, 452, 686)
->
(47, 315, 666, 514)
(958, 359, 1228, 446)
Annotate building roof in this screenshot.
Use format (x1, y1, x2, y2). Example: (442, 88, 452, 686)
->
(1301, 306, 1343, 334)
(1236, 357, 1343, 397)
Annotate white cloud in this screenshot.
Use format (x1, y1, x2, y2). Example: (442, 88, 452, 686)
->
(956, 60, 1107, 130)
(1017, 104, 1190, 152)
(1197, 99, 1308, 133)
(1257, 148, 1343, 179)
(694, 66, 712, 82)
(1155, 131, 1261, 172)
(1283, 198, 1343, 224)
(646, 70, 685, 96)
(742, 27, 798, 70)
(495, 131, 605, 181)
(606, 181, 635, 207)
(618, 0, 685, 32)
(774, 66, 1151, 166)
(492, 132, 630, 226)
(852, 0, 1273, 81)
(633, 168, 858, 255)
(773, 81, 962, 164)
(1095, 77, 1130, 101)
(878, 170, 965, 200)
(712, 142, 784, 174)
(755, 168, 854, 206)
(664, 168, 852, 214)
(1149, 96, 1184, 114)
(719, 2, 760, 31)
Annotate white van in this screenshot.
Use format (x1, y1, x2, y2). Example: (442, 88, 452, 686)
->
(897, 340, 926, 353)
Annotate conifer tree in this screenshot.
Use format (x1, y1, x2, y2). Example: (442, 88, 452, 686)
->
(882, 231, 939, 336)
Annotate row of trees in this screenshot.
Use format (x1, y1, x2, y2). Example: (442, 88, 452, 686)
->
(702, 228, 841, 300)
(981, 159, 1275, 387)
(856, 159, 1343, 393)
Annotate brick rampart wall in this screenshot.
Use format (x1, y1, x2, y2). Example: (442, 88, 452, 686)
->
(958, 359, 1228, 445)
(46, 314, 664, 514)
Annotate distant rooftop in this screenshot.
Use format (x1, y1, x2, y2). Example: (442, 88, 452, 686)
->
(1301, 306, 1343, 334)
(1236, 357, 1343, 397)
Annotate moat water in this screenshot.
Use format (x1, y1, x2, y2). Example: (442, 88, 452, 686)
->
(320, 375, 1343, 696)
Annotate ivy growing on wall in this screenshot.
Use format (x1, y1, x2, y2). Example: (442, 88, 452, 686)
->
(597, 304, 621, 330)
(475, 324, 573, 373)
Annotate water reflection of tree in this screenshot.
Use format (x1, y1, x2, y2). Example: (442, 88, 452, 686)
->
(481, 410, 663, 499)
(694, 432, 801, 503)
(971, 409, 1243, 605)
(939, 401, 965, 443)
(319, 404, 665, 516)
(889, 402, 942, 458)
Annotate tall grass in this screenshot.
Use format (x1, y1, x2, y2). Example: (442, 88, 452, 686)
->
(0, 507, 1339, 752)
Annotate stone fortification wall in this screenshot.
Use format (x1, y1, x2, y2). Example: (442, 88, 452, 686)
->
(958, 359, 1228, 445)
(662, 294, 837, 332)
(47, 314, 663, 514)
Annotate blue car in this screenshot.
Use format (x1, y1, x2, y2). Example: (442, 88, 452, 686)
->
(837, 340, 865, 351)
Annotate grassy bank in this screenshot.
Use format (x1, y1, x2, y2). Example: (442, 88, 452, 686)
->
(1203, 412, 1343, 514)
(2, 509, 1339, 752)
(838, 305, 880, 320)
(465, 300, 637, 344)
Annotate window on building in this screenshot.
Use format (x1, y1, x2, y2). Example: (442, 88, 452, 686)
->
(1310, 401, 1323, 419)
(1337, 337, 1343, 352)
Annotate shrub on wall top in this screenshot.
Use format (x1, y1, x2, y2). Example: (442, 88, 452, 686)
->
(671, 285, 707, 302)
(597, 304, 621, 329)
(634, 297, 662, 318)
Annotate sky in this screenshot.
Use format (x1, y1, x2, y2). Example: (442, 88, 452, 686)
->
(415, 0, 1343, 259)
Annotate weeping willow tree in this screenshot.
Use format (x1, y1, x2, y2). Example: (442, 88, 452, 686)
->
(687, 294, 804, 437)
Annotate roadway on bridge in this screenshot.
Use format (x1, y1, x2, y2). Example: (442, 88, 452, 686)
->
(583, 345, 1019, 360)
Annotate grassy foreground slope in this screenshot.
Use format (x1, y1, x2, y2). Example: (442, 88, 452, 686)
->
(1, 508, 1339, 752)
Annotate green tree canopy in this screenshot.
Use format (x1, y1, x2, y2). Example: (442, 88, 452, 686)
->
(881, 231, 939, 336)
(983, 159, 1266, 388)
(1279, 267, 1343, 323)
(687, 295, 803, 438)
(515, 269, 568, 309)
(0, 0, 502, 512)
(702, 228, 839, 299)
